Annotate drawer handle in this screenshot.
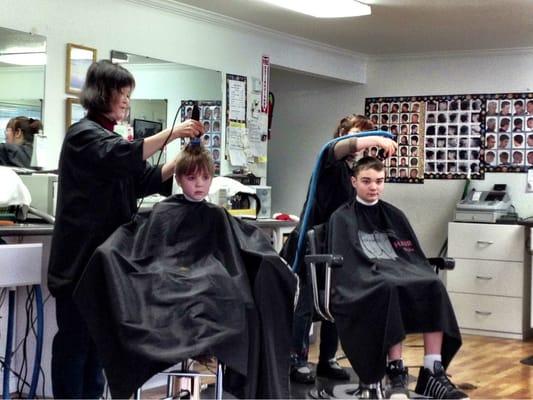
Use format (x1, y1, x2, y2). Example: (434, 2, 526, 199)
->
(475, 275, 493, 281)
(476, 240, 494, 245)
(475, 310, 492, 316)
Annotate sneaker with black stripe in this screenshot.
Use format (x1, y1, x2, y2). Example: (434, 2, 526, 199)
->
(414, 361, 469, 399)
(385, 359, 410, 399)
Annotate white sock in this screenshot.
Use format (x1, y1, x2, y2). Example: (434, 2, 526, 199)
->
(424, 354, 442, 372)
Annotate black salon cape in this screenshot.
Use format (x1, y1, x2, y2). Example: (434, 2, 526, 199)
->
(73, 195, 297, 399)
(0, 142, 32, 167)
(48, 117, 171, 296)
(329, 200, 461, 383)
(281, 142, 353, 275)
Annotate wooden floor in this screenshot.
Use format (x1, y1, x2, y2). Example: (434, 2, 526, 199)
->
(308, 333, 533, 399)
(140, 332, 533, 399)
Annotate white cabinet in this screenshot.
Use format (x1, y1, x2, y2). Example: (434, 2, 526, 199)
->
(447, 222, 530, 339)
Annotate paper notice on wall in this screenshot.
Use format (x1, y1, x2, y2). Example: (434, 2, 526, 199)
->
(248, 112, 268, 159)
(31, 134, 50, 168)
(228, 79, 246, 121)
(527, 169, 533, 193)
(227, 121, 247, 166)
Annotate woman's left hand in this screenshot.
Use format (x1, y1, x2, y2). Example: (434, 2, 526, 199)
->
(379, 137, 398, 157)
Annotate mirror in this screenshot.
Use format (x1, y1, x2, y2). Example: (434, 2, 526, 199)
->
(0, 27, 46, 143)
(111, 51, 223, 167)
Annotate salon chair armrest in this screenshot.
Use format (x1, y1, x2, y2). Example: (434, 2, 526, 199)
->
(304, 254, 343, 268)
(427, 257, 455, 271)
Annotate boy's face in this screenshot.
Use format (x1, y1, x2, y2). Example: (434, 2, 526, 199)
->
(351, 167, 385, 203)
(176, 169, 212, 201)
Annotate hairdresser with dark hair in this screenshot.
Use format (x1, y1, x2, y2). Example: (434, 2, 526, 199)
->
(47, 60, 204, 399)
(282, 114, 397, 384)
(0, 116, 42, 167)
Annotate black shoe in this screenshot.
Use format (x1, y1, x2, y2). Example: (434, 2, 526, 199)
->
(414, 361, 469, 399)
(316, 359, 350, 381)
(385, 360, 410, 399)
(290, 364, 316, 384)
(352, 382, 385, 399)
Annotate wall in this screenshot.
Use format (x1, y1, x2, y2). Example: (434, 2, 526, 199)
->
(355, 50, 533, 254)
(0, 0, 367, 169)
(268, 67, 359, 215)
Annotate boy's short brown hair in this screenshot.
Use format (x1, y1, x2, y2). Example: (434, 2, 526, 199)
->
(174, 144, 215, 178)
(352, 156, 385, 177)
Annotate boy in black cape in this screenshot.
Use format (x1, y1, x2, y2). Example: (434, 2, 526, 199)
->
(328, 156, 467, 400)
(73, 144, 297, 398)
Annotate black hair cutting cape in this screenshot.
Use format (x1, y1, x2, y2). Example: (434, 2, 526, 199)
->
(73, 195, 297, 399)
(328, 200, 461, 384)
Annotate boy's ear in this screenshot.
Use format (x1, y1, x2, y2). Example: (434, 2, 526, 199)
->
(350, 176, 357, 189)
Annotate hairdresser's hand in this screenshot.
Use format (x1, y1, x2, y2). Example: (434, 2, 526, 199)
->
(379, 137, 398, 157)
(171, 119, 205, 140)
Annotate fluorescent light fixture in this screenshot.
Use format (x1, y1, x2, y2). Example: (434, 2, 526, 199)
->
(0, 52, 46, 65)
(110, 50, 129, 64)
(260, 0, 371, 18)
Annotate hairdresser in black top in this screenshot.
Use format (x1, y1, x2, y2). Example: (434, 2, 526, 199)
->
(47, 60, 204, 399)
(0, 116, 42, 167)
(281, 114, 397, 384)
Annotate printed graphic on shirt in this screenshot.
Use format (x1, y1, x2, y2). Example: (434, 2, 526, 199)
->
(359, 230, 398, 260)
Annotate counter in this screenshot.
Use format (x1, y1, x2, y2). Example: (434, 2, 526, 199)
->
(0, 223, 54, 237)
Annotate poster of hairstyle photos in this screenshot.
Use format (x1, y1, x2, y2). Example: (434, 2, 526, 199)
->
(484, 95, 533, 172)
(366, 97, 424, 183)
(424, 96, 483, 180)
(181, 100, 222, 175)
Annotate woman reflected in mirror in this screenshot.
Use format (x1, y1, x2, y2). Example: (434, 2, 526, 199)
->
(0, 116, 42, 167)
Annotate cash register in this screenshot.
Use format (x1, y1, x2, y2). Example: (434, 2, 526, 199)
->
(454, 184, 513, 223)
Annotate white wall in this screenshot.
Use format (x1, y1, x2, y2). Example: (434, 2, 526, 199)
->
(355, 50, 533, 254)
(0, 0, 367, 168)
(268, 67, 360, 215)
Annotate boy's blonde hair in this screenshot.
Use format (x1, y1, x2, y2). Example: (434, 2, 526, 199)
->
(174, 144, 215, 178)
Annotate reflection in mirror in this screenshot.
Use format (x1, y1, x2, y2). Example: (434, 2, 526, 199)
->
(111, 50, 223, 166)
(0, 27, 46, 144)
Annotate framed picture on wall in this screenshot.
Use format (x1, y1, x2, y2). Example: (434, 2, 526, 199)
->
(65, 97, 85, 130)
(65, 43, 97, 95)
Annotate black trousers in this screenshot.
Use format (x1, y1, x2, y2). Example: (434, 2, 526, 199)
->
(51, 295, 104, 399)
(291, 278, 339, 366)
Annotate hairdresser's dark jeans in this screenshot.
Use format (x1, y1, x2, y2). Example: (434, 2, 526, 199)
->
(291, 278, 339, 367)
(51, 295, 104, 399)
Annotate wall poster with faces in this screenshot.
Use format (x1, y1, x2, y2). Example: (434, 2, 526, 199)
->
(365, 95, 485, 182)
(366, 97, 425, 183)
(181, 100, 222, 175)
(484, 95, 533, 172)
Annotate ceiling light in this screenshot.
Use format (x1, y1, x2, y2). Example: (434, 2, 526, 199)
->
(260, 0, 371, 18)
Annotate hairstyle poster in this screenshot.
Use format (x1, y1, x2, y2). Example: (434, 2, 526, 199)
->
(366, 97, 425, 183)
(181, 100, 222, 175)
(366, 95, 485, 182)
(484, 95, 533, 172)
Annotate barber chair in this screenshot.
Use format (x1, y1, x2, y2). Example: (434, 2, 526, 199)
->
(304, 225, 455, 399)
(134, 358, 224, 400)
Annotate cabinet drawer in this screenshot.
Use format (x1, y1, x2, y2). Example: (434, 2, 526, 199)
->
(448, 223, 524, 261)
(449, 292, 522, 334)
(447, 258, 523, 297)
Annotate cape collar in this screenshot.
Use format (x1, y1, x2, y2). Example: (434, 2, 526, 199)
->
(356, 195, 379, 206)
